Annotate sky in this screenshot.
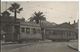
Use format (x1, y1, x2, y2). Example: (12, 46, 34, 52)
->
(1, 1, 79, 24)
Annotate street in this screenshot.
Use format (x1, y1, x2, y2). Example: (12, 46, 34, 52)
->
(1, 41, 78, 52)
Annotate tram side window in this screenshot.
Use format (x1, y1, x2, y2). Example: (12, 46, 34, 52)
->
(45, 30, 49, 35)
(26, 28, 30, 34)
(36, 29, 41, 33)
(32, 28, 36, 34)
(21, 28, 25, 33)
(53, 31, 56, 35)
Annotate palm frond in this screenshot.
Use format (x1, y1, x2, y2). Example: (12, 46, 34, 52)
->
(11, 3, 20, 9)
(29, 11, 46, 24)
(8, 7, 14, 12)
(19, 8, 23, 11)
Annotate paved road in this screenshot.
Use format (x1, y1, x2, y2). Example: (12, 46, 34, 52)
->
(1, 42, 78, 52)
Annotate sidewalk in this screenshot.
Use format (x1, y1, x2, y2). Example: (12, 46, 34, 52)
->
(1, 40, 51, 51)
(1, 42, 36, 51)
(67, 41, 78, 51)
(38, 40, 52, 43)
(1, 42, 17, 45)
(1, 40, 52, 48)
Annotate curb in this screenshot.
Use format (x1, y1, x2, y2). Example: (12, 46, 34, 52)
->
(67, 44, 78, 51)
(1, 43, 17, 45)
(1, 43, 34, 50)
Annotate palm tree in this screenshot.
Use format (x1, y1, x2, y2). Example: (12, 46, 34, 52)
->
(8, 3, 23, 22)
(8, 3, 23, 41)
(29, 11, 46, 24)
(29, 11, 46, 40)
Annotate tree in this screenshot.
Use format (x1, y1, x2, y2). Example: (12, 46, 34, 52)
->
(8, 3, 23, 41)
(29, 11, 46, 24)
(29, 11, 46, 40)
(8, 3, 23, 22)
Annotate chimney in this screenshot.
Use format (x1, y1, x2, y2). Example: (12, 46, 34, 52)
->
(74, 20, 75, 24)
(77, 19, 79, 23)
(69, 21, 70, 24)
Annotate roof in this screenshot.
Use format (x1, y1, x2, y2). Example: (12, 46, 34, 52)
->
(20, 20, 57, 28)
(40, 21, 57, 28)
(46, 22, 75, 31)
(55, 22, 73, 29)
(20, 21, 40, 27)
(71, 22, 78, 30)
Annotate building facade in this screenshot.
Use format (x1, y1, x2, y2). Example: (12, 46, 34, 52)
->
(20, 22, 42, 40)
(1, 11, 78, 42)
(45, 22, 78, 41)
(1, 11, 22, 42)
(1, 11, 15, 42)
(19, 20, 78, 41)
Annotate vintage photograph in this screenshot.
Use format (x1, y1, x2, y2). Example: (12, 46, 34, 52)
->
(1, 1, 79, 52)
